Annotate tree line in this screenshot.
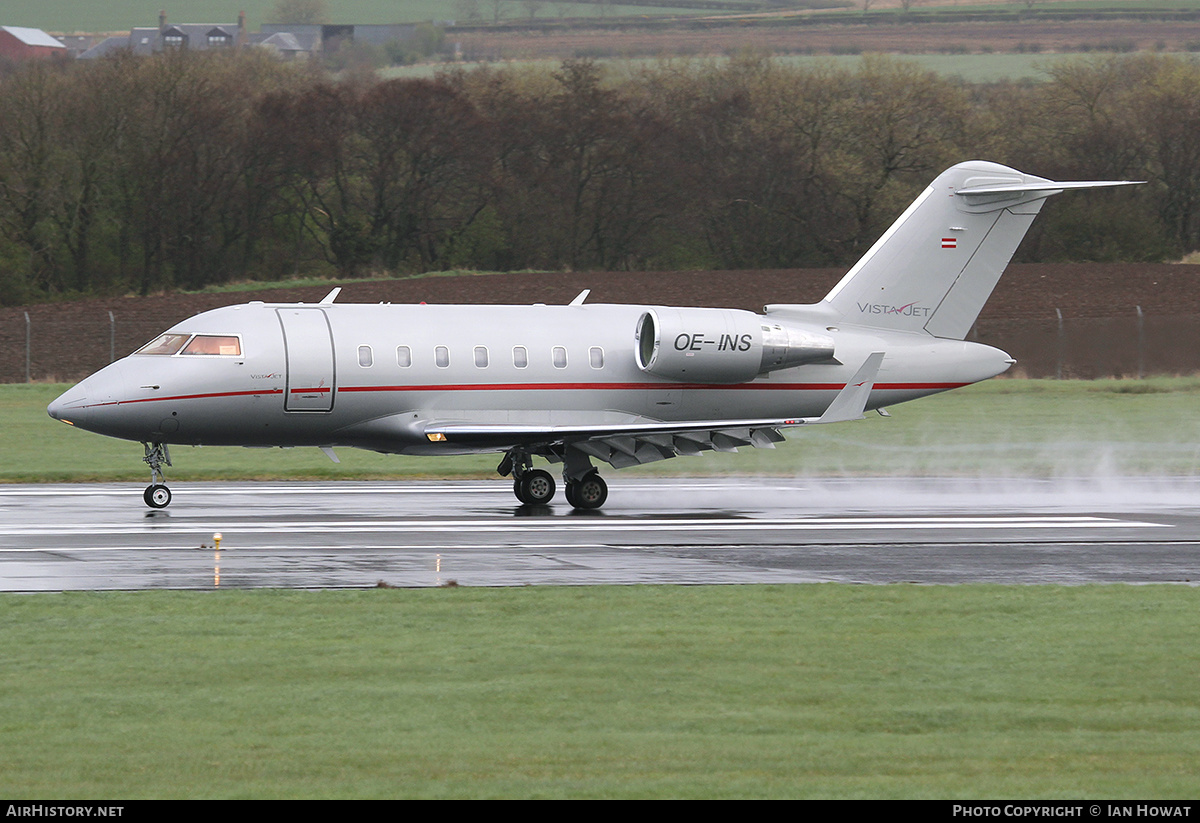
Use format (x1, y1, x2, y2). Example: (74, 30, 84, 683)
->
(0, 49, 1197, 304)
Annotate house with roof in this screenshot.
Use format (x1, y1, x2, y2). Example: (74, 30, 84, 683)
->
(0, 26, 68, 60)
(80, 11, 249, 59)
(257, 23, 419, 55)
(75, 13, 426, 62)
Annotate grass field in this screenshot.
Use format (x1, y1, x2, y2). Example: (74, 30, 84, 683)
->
(11, 378, 1200, 482)
(13, 0, 749, 33)
(3, 584, 1199, 798)
(20, 0, 1200, 35)
(8, 377, 1200, 797)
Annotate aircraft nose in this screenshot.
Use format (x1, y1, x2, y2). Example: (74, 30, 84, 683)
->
(48, 381, 91, 425)
(48, 365, 126, 431)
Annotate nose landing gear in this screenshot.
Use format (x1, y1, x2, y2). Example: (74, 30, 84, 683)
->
(142, 442, 172, 509)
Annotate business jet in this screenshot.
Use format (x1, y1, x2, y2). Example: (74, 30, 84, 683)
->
(47, 161, 1135, 509)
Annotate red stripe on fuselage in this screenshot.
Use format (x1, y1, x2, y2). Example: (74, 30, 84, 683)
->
(82, 381, 967, 408)
(338, 381, 968, 393)
(80, 388, 285, 408)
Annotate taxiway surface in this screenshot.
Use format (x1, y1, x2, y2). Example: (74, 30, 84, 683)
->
(1, 478, 1197, 591)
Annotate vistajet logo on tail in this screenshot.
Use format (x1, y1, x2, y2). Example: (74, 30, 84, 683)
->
(856, 301, 932, 318)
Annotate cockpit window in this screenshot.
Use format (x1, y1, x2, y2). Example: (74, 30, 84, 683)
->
(181, 335, 242, 356)
(135, 334, 190, 356)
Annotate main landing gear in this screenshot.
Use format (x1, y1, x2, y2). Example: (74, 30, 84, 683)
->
(564, 470, 608, 510)
(142, 442, 172, 509)
(498, 447, 608, 510)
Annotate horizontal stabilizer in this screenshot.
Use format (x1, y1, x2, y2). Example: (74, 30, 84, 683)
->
(955, 179, 1141, 197)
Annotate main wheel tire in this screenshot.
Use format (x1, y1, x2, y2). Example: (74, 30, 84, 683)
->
(144, 484, 172, 509)
(570, 472, 607, 510)
(518, 470, 556, 505)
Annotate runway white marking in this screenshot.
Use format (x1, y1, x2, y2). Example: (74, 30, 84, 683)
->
(0, 515, 1168, 540)
(0, 482, 768, 494)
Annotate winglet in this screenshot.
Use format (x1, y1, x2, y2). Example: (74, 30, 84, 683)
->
(813, 352, 885, 424)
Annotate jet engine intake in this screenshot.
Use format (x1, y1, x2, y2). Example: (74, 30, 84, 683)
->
(635, 308, 835, 384)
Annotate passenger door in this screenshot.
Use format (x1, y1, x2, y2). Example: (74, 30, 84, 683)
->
(277, 308, 335, 412)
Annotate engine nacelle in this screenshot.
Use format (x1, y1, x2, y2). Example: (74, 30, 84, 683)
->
(635, 308, 835, 383)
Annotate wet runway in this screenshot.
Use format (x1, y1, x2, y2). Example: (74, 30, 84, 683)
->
(1, 478, 1198, 591)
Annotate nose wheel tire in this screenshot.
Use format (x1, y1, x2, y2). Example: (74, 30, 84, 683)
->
(566, 472, 607, 510)
(144, 484, 172, 509)
(515, 469, 556, 505)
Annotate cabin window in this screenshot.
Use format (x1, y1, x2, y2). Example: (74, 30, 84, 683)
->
(135, 333, 190, 356)
(435, 346, 450, 368)
(396, 346, 411, 367)
(553, 347, 567, 369)
(358, 345, 373, 367)
(589, 347, 604, 369)
(180, 335, 241, 356)
(474, 346, 489, 368)
(513, 346, 528, 369)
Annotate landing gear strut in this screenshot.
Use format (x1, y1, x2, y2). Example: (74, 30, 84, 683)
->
(562, 446, 606, 510)
(142, 442, 172, 509)
(498, 446, 609, 510)
(499, 449, 556, 506)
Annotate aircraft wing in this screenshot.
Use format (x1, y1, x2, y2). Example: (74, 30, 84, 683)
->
(424, 352, 884, 469)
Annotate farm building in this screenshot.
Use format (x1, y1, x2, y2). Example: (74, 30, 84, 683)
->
(0, 26, 67, 60)
(81, 11, 249, 58)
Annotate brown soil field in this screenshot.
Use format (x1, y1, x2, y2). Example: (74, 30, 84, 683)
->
(4, 262, 1199, 383)
(454, 18, 1200, 60)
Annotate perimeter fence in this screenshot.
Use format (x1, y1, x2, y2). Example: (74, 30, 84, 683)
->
(3, 306, 1199, 384)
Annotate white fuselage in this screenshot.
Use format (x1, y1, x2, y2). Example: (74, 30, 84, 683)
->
(48, 300, 1013, 454)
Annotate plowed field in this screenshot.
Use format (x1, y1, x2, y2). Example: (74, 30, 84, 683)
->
(5, 263, 1198, 382)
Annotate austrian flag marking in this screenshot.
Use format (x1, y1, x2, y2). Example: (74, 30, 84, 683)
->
(941, 237, 957, 249)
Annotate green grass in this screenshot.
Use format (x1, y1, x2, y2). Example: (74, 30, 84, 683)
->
(13, 377, 1200, 483)
(948, 1, 1200, 11)
(17, 1, 754, 33)
(823, 0, 1200, 16)
(10, 376, 1200, 797)
(25, 0, 1200, 35)
(2, 585, 1199, 798)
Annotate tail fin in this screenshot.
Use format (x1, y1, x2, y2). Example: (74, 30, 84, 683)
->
(819, 161, 1138, 340)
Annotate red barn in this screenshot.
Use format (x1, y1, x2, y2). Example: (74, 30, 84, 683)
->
(0, 26, 67, 60)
